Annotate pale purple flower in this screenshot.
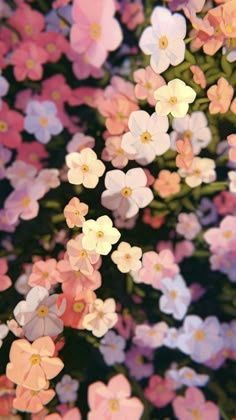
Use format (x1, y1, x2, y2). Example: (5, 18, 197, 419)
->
(197, 198, 218, 226)
(101, 168, 154, 219)
(13, 286, 66, 341)
(0, 209, 18, 232)
(176, 212, 201, 240)
(166, 366, 209, 388)
(164, 327, 179, 349)
(5, 160, 37, 189)
(99, 330, 126, 365)
(56, 374, 79, 403)
(221, 321, 236, 351)
(45, 5, 72, 35)
(159, 274, 191, 320)
(139, 6, 186, 74)
(125, 345, 154, 380)
(0, 145, 11, 180)
(170, 112, 211, 155)
(210, 252, 236, 283)
(24, 100, 63, 144)
(133, 322, 168, 349)
(121, 110, 170, 165)
(177, 315, 224, 363)
(204, 348, 226, 370)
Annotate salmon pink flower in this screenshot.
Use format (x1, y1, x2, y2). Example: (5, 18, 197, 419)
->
(16, 141, 49, 170)
(6, 336, 64, 391)
(88, 373, 144, 419)
(83, 298, 118, 337)
(0, 258, 12, 291)
(70, 0, 123, 67)
(207, 77, 234, 114)
(0, 375, 15, 417)
(11, 41, 48, 81)
(153, 170, 181, 198)
(154, 79, 196, 118)
(0, 102, 24, 149)
(82, 215, 121, 255)
(144, 375, 176, 408)
(63, 197, 88, 228)
(173, 387, 219, 420)
(67, 233, 100, 275)
(28, 259, 60, 290)
(45, 407, 81, 420)
(66, 148, 105, 189)
(35, 32, 69, 63)
(227, 134, 236, 162)
(13, 385, 55, 414)
(102, 135, 133, 168)
(8, 3, 44, 40)
(111, 241, 142, 273)
(190, 65, 206, 89)
(133, 66, 166, 106)
(176, 137, 194, 169)
(58, 290, 96, 329)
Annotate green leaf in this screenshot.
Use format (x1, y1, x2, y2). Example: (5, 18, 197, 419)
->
(221, 55, 233, 77)
(185, 49, 196, 64)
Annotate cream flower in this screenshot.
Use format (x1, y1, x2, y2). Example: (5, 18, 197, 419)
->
(178, 157, 216, 188)
(154, 79, 196, 118)
(111, 242, 142, 273)
(82, 215, 121, 255)
(228, 170, 236, 193)
(66, 148, 105, 189)
(83, 298, 118, 337)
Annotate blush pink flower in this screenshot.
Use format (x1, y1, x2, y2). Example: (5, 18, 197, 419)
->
(176, 137, 194, 170)
(83, 298, 118, 337)
(0, 375, 15, 417)
(70, 0, 123, 67)
(0, 101, 24, 149)
(134, 322, 168, 348)
(66, 133, 95, 153)
(13, 385, 55, 414)
(64, 197, 88, 228)
(153, 170, 181, 198)
(207, 77, 234, 114)
(67, 233, 100, 275)
(11, 41, 48, 81)
(176, 213, 201, 240)
(144, 375, 176, 408)
(6, 160, 37, 189)
(227, 134, 236, 162)
(28, 259, 60, 290)
(139, 250, 179, 290)
(0, 258, 12, 291)
(88, 373, 144, 419)
(68, 49, 104, 80)
(6, 336, 64, 391)
(102, 135, 133, 168)
(121, 2, 145, 30)
(190, 65, 206, 89)
(45, 407, 82, 420)
(133, 66, 166, 106)
(173, 387, 219, 420)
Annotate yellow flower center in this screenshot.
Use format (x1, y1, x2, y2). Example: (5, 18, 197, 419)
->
(194, 169, 201, 176)
(108, 398, 119, 413)
(30, 354, 41, 365)
(0, 121, 8, 132)
(0, 159, 3, 168)
(145, 81, 152, 90)
(223, 230, 232, 239)
(184, 129, 193, 140)
(141, 131, 151, 143)
(26, 59, 35, 69)
(98, 311, 104, 319)
(96, 231, 104, 238)
(21, 197, 30, 207)
(90, 23, 101, 40)
(227, 329, 234, 337)
(111, 343, 117, 350)
(116, 147, 124, 155)
(116, 112, 124, 121)
(59, 19, 68, 29)
(31, 390, 38, 396)
(156, 384, 163, 392)
(154, 263, 162, 272)
(148, 329, 156, 336)
(184, 371, 193, 378)
(80, 250, 87, 258)
(226, 24, 233, 33)
(81, 164, 89, 173)
(37, 305, 49, 318)
(194, 329, 205, 341)
(29, 153, 37, 162)
(135, 355, 144, 364)
(170, 290, 177, 300)
(191, 408, 201, 420)
(47, 43, 56, 53)
(169, 96, 177, 105)
(73, 301, 85, 313)
(124, 253, 131, 260)
(39, 117, 49, 127)
(159, 35, 168, 49)
(42, 271, 49, 278)
(24, 24, 33, 35)
(52, 90, 60, 100)
(121, 187, 132, 197)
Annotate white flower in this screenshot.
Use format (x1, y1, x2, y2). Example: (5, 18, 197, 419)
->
(121, 110, 170, 165)
(13, 286, 66, 341)
(178, 157, 216, 188)
(83, 298, 118, 337)
(111, 242, 142, 273)
(66, 148, 105, 189)
(170, 112, 211, 154)
(228, 170, 236, 193)
(0, 323, 9, 348)
(82, 215, 121, 255)
(159, 275, 191, 320)
(154, 79, 196, 118)
(139, 6, 186, 74)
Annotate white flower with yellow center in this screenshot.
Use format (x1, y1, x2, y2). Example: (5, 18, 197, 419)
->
(66, 148, 105, 189)
(178, 157, 216, 188)
(139, 6, 186, 74)
(159, 275, 191, 320)
(13, 286, 66, 341)
(154, 79, 196, 118)
(83, 298, 118, 337)
(82, 215, 121, 255)
(111, 241, 142, 273)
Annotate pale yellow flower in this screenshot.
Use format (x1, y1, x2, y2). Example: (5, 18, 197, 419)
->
(111, 241, 142, 273)
(83, 298, 118, 337)
(82, 215, 121, 255)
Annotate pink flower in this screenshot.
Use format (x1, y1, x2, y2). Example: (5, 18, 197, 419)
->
(190, 65, 206, 89)
(45, 407, 82, 420)
(88, 373, 144, 419)
(173, 387, 219, 420)
(0, 375, 15, 416)
(207, 77, 234, 114)
(139, 250, 179, 289)
(144, 375, 176, 408)
(0, 258, 12, 291)
(28, 259, 60, 290)
(68, 49, 104, 80)
(70, 0, 123, 67)
(6, 160, 37, 189)
(134, 322, 168, 348)
(67, 133, 95, 153)
(153, 170, 181, 198)
(0, 101, 24, 149)
(121, 2, 145, 30)
(16, 141, 49, 170)
(35, 32, 69, 63)
(176, 213, 201, 240)
(64, 197, 88, 228)
(67, 233, 100, 275)
(59, 290, 96, 329)
(8, 3, 44, 40)
(13, 385, 55, 414)
(227, 134, 236, 162)
(176, 137, 194, 170)
(6, 336, 64, 391)
(133, 66, 166, 106)
(101, 168, 154, 219)
(11, 41, 48, 81)
(102, 135, 133, 168)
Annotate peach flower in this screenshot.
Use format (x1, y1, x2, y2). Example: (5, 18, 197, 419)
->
(207, 77, 234, 114)
(176, 137, 194, 170)
(58, 290, 96, 329)
(153, 170, 181, 198)
(63, 197, 88, 228)
(111, 241, 142, 273)
(190, 65, 206, 89)
(0, 375, 15, 416)
(227, 134, 236, 162)
(133, 66, 166, 106)
(28, 258, 60, 290)
(6, 336, 64, 391)
(66, 148, 105, 189)
(0, 258, 12, 291)
(13, 385, 55, 413)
